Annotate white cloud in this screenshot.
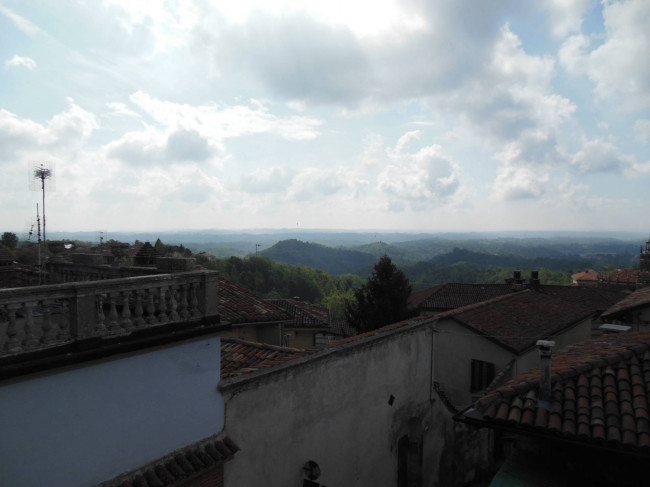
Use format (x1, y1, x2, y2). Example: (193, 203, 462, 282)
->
(544, 0, 589, 38)
(571, 138, 634, 174)
(635, 119, 650, 143)
(378, 131, 460, 209)
(559, 0, 650, 109)
(239, 166, 295, 193)
(4, 55, 37, 70)
(492, 165, 550, 200)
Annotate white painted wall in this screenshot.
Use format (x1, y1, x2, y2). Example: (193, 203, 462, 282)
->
(0, 335, 224, 487)
(221, 323, 488, 487)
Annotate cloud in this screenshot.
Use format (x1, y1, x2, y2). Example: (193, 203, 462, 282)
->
(492, 165, 550, 200)
(544, 0, 589, 38)
(0, 99, 97, 161)
(4, 55, 37, 70)
(635, 119, 650, 143)
(571, 138, 634, 174)
(129, 91, 321, 141)
(559, 0, 650, 109)
(378, 131, 460, 209)
(239, 166, 295, 194)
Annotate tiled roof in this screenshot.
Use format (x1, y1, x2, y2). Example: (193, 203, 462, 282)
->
(220, 337, 313, 378)
(100, 435, 239, 487)
(436, 290, 595, 354)
(465, 332, 650, 454)
(571, 269, 599, 281)
(536, 285, 627, 313)
(268, 299, 330, 328)
(218, 277, 291, 324)
(409, 283, 515, 311)
(601, 268, 638, 284)
(602, 286, 650, 319)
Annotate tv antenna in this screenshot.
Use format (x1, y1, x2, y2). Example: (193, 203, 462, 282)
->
(29, 162, 55, 242)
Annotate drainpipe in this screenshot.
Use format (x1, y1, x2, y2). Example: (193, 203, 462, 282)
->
(536, 340, 555, 409)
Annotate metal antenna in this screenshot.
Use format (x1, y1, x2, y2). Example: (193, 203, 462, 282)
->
(30, 162, 54, 242)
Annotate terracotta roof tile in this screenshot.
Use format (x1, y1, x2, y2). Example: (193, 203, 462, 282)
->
(602, 285, 650, 319)
(465, 332, 650, 454)
(437, 290, 595, 353)
(100, 435, 238, 487)
(218, 277, 291, 324)
(220, 337, 314, 378)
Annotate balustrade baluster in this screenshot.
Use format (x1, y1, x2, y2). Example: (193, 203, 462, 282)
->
(158, 286, 169, 323)
(121, 291, 133, 330)
(22, 301, 39, 349)
(178, 284, 190, 319)
(145, 288, 157, 325)
(133, 290, 145, 327)
(190, 282, 200, 318)
(57, 299, 71, 341)
(107, 292, 120, 333)
(95, 294, 107, 336)
(4, 303, 21, 353)
(40, 299, 56, 344)
(168, 285, 180, 321)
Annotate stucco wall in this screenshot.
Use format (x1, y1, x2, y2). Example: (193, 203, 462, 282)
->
(221, 322, 490, 487)
(434, 318, 516, 407)
(516, 317, 592, 373)
(0, 335, 224, 487)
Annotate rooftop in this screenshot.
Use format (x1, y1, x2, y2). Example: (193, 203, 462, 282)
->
(220, 337, 313, 379)
(408, 283, 515, 311)
(436, 290, 595, 354)
(602, 285, 650, 319)
(218, 277, 291, 325)
(462, 332, 650, 454)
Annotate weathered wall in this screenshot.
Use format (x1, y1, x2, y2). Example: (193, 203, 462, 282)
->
(515, 317, 592, 373)
(0, 335, 224, 487)
(435, 317, 593, 407)
(434, 318, 516, 407)
(221, 322, 491, 487)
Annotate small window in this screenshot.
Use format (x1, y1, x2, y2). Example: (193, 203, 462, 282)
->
(471, 359, 495, 392)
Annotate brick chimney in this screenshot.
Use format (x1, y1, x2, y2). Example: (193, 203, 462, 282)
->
(536, 339, 555, 409)
(529, 270, 540, 290)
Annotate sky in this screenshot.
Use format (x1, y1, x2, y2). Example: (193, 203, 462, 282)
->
(1, 0, 649, 235)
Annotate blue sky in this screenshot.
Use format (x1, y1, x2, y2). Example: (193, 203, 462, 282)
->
(1, 0, 649, 233)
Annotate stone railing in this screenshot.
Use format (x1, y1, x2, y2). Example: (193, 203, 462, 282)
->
(0, 271, 219, 357)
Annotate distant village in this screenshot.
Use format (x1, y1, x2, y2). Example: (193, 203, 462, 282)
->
(2, 235, 650, 486)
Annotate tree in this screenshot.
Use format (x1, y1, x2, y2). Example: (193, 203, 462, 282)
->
(345, 255, 413, 333)
(1, 232, 18, 250)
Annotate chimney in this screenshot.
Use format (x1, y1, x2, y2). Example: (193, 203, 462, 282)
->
(529, 270, 540, 290)
(536, 340, 555, 409)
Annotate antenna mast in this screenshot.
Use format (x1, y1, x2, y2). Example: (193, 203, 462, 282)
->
(32, 163, 53, 242)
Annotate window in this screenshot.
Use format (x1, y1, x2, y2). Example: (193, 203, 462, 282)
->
(471, 359, 495, 392)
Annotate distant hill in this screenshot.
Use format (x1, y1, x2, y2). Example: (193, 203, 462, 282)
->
(260, 239, 377, 275)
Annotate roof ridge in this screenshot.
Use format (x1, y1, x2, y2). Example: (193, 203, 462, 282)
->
(435, 289, 529, 319)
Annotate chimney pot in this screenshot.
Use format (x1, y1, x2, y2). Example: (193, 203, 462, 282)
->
(537, 340, 555, 409)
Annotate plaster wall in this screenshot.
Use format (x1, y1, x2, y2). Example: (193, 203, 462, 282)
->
(515, 317, 592, 373)
(435, 317, 593, 406)
(222, 323, 467, 487)
(0, 335, 224, 487)
(434, 319, 516, 407)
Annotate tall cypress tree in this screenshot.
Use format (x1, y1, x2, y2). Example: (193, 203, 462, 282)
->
(345, 255, 412, 332)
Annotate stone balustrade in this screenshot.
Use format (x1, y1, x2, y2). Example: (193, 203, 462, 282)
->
(0, 270, 219, 357)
